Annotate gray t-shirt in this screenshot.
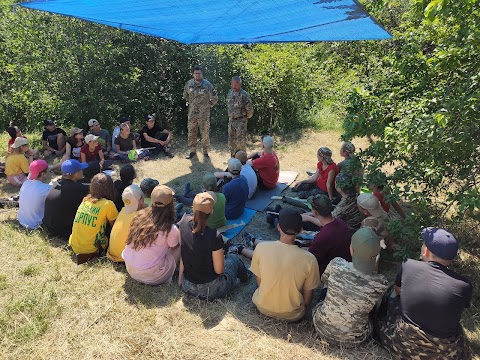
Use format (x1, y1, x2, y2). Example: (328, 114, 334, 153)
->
(88, 128, 111, 151)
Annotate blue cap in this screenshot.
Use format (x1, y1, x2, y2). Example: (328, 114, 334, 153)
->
(421, 227, 458, 261)
(61, 159, 88, 176)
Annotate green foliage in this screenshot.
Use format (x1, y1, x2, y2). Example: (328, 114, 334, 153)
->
(343, 0, 480, 219)
(0, 3, 351, 135)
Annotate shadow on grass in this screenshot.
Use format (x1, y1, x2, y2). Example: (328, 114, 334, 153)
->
(123, 276, 183, 309)
(181, 294, 228, 329)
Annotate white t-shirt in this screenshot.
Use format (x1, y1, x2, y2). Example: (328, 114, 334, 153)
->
(241, 163, 257, 199)
(112, 126, 120, 151)
(18, 180, 52, 229)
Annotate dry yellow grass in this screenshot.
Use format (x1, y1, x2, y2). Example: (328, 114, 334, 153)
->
(0, 130, 477, 359)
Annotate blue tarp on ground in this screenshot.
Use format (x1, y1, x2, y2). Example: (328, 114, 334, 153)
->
(19, 0, 391, 44)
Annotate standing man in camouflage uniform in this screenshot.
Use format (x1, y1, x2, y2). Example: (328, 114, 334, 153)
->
(312, 228, 388, 346)
(183, 65, 218, 159)
(227, 76, 253, 156)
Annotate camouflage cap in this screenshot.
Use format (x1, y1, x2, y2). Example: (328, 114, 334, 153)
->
(351, 228, 381, 274)
(341, 142, 356, 155)
(318, 147, 334, 164)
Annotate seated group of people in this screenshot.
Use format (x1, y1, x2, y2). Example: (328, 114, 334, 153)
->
(9, 132, 473, 359)
(3, 115, 173, 186)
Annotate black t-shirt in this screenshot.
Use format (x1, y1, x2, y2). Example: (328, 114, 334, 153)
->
(42, 179, 89, 239)
(114, 133, 135, 152)
(395, 259, 472, 338)
(42, 127, 67, 150)
(139, 125, 165, 148)
(67, 138, 84, 159)
(114, 180, 130, 211)
(178, 215, 224, 284)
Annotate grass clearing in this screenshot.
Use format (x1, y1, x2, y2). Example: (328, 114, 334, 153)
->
(0, 130, 478, 359)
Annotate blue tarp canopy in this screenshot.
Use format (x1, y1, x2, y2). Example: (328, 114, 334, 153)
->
(19, 0, 391, 44)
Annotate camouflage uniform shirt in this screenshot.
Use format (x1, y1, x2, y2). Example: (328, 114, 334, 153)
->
(226, 88, 253, 119)
(313, 257, 388, 346)
(183, 79, 218, 118)
(332, 195, 365, 232)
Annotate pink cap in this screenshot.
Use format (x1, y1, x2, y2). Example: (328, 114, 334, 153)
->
(28, 160, 49, 180)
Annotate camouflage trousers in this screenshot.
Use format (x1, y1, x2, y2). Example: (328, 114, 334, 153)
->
(187, 116, 210, 153)
(375, 288, 471, 360)
(228, 118, 247, 154)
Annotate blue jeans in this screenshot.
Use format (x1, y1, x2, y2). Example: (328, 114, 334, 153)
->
(182, 254, 247, 300)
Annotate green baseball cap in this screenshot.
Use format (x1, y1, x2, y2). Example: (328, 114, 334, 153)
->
(351, 228, 381, 274)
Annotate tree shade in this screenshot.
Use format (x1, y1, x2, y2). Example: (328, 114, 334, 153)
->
(19, 0, 391, 44)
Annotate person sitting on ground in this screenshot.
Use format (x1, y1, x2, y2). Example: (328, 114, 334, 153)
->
(80, 134, 113, 181)
(64, 127, 84, 161)
(204, 174, 227, 229)
(313, 228, 388, 346)
(42, 119, 67, 157)
(367, 172, 406, 219)
(357, 193, 391, 249)
(5, 137, 33, 186)
(375, 228, 472, 360)
(112, 116, 140, 147)
(42, 159, 89, 239)
(140, 178, 159, 206)
(214, 150, 257, 199)
(18, 160, 51, 229)
(178, 192, 248, 300)
(6, 126, 39, 158)
(293, 147, 339, 201)
(332, 173, 365, 233)
(114, 164, 136, 211)
(222, 158, 249, 220)
(69, 173, 118, 264)
(246, 135, 279, 190)
(301, 195, 352, 276)
(337, 142, 356, 172)
(122, 185, 180, 284)
(138, 115, 173, 158)
(114, 123, 137, 161)
(108, 184, 146, 262)
(249, 208, 320, 321)
(87, 118, 114, 158)
(174, 173, 227, 230)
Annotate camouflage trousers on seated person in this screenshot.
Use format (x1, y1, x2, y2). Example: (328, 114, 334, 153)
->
(374, 288, 471, 360)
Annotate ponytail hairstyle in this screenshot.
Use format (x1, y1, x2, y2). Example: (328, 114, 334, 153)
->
(192, 210, 211, 234)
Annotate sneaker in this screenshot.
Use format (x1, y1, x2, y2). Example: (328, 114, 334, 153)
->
(164, 150, 174, 158)
(274, 204, 283, 213)
(186, 152, 196, 159)
(241, 231, 255, 248)
(228, 244, 244, 255)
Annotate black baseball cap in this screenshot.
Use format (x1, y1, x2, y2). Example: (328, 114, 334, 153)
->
(278, 208, 302, 236)
(119, 116, 130, 124)
(44, 119, 54, 127)
(421, 227, 458, 261)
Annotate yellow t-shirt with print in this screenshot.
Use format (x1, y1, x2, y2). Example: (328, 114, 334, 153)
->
(69, 198, 118, 254)
(107, 208, 137, 262)
(5, 153, 29, 176)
